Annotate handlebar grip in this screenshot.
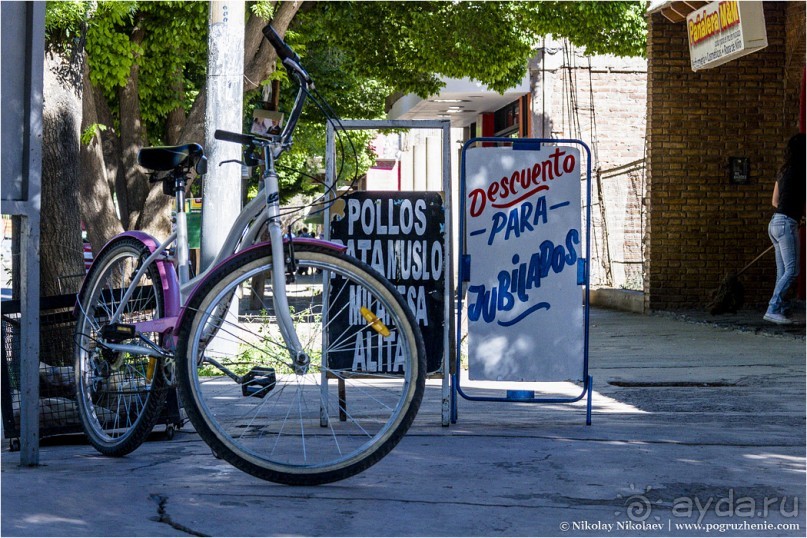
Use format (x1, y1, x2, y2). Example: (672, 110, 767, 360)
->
(262, 24, 299, 63)
(214, 129, 256, 146)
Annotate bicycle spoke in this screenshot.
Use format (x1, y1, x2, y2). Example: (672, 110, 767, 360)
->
(75, 238, 167, 456)
(176, 246, 425, 484)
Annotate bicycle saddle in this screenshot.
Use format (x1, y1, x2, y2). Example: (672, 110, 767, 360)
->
(138, 143, 205, 172)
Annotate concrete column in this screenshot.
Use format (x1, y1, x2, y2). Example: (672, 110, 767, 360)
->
(1, 0, 45, 466)
(413, 142, 427, 191)
(400, 149, 414, 191)
(201, 0, 244, 270)
(425, 135, 441, 191)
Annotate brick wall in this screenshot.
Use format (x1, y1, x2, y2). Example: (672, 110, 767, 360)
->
(785, 2, 806, 133)
(532, 47, 648, 289)
(585, 71, 647, 290)
(645, 2, 804, 311)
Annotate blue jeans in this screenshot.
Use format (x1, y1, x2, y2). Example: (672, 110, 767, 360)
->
(767, 213, 800, 315)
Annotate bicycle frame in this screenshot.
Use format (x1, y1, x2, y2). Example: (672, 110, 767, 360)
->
(77, 19, 336, 370)
(78, 70, 320, 365)
(77, 190, 268, 338)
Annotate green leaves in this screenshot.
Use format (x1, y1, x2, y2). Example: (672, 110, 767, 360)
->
(306, 1, 646, 97)
(250, 0, 276, 21)
(81, 123, 108, 146)
(518, 1, 648, 58)
(45, 0, 91, 52)
(84, 2, 138, 96)
(72, 1, 207, 141)
(47, 0, 647, 204)
(137, 2, 208, 135)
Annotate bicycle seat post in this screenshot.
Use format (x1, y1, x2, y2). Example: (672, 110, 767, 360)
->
(173, 170, 191, 286)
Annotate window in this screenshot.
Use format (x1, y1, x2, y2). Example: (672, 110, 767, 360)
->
(494, 101, 519, 137)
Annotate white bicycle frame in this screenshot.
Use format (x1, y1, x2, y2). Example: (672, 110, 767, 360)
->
(97, 149, 303, 362)
(90, 52, 313, 364)
(114, 184, 270, 309)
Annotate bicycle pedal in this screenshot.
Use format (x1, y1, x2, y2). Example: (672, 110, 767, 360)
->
(99, 323, 137, 343)
(241, 366, 277, 398)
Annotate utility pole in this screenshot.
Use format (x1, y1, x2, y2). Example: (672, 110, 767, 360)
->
(201, 0, 244, 270)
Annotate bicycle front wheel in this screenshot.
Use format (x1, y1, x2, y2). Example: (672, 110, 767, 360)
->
(74, 236, 168, 456)
(175, 243, 426, 485)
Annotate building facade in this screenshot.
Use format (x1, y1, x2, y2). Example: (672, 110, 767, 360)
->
(386, 41, 649, 292)
(645, 0, 805, 311)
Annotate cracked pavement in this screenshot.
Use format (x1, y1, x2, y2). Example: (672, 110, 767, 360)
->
(2, 308, 804, 536)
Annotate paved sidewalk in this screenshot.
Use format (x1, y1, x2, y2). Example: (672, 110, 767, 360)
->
(2, 308, 804, 537)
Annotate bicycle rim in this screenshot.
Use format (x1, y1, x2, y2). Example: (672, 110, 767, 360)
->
(74, 238, 167, 456)
(177, 245, 425, 485)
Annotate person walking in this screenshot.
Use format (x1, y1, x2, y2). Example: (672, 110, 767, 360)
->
(764, 133, 806, 325)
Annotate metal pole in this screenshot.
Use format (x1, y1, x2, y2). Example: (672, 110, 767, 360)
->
(0, 1, 46, 465)
(201, 0, 245, 270)
(320, 120, 336, 424)
(440, 120, 452, 427)
(19, 215, 40, 465)
(326, 120, 454, 426)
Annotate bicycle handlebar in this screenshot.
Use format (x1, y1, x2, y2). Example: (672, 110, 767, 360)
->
(262, 24, 312, 84)
(262, 24, 298, 63)
(214, 129, 275, 146)
(215, 24, 312, 159)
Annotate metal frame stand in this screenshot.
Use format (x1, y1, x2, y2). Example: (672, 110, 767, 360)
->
(1, 2, 45, 465)
(325, 119, 454, 426)
(451, 137, 594, 426)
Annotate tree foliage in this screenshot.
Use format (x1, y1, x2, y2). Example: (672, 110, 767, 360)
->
(305, 2, 536, 97)
(306, 1, 646, 97)
(44, 0, 89, 49)
(521, 2, 648, 58)
(81, 1, 209, 141)
(85, 2, 140, 96)
(134, 2, 209, 134)
(42, 0, 647, 252)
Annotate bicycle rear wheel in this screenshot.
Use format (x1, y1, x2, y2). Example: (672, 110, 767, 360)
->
(175, 243, 426, 485)
(74, 236, 168, 456)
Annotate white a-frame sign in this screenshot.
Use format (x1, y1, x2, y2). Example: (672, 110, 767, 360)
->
(463, 143, 586, 382)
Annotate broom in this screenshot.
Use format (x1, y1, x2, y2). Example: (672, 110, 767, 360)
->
(708, 245, 774, 315)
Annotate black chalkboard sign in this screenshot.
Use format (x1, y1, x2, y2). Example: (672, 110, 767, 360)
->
(329, 191, 445, 373)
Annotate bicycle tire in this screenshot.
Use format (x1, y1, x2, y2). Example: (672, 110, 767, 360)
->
(175, 243, 426, 485)
(74, 236, 168, 456)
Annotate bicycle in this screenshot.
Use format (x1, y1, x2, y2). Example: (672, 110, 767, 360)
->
(74, 24, 426, 485)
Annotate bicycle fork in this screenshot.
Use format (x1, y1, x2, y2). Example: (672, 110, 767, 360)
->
(263, 150, 309, 373)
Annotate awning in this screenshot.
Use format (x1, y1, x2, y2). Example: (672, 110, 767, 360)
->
(387, 74, 530, 128)
(647, 0, 710, 23)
